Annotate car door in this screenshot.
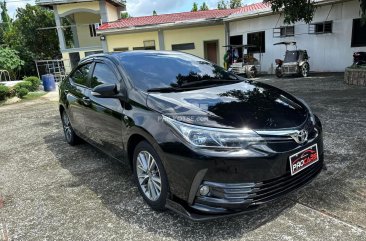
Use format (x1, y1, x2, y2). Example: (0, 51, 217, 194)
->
(83, 60, 125, 159)
(66, 62, 93, 138)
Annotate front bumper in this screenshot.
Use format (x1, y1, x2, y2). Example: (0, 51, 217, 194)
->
(165, 155, 323, 221)
(160, 117, 324, 220)
(193, 155, 322, 212)
(281, 64, 299, 74)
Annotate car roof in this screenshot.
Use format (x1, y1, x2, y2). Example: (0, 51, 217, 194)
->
(82, 50, 186, 60)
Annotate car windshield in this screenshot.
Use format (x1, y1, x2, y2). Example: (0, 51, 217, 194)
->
(114, 52, 240, 92)
(284, 51, 299, 63)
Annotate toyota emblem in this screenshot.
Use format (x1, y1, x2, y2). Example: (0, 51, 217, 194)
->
(292, 130, 308, 144)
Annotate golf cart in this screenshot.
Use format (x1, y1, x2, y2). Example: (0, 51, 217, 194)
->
(274, 42, 310, 78)
(223, 44, 261, 78)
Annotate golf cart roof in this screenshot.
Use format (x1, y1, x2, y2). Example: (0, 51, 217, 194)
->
(223, 44, 257, 49)
(273, 41, 297, 46)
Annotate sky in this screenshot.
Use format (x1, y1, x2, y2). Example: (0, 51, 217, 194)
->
(6, 0, 261, 19)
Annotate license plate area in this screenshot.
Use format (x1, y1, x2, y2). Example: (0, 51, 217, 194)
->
(289, 144, 319, 176)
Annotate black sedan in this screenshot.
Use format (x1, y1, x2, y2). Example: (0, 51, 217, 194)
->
(59, 51, 324, 221)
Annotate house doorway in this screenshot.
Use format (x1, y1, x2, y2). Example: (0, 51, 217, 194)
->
(229, 35, 243, 59)
(204, 40, 219, 64)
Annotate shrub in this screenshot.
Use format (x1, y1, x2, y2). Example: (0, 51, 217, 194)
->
(8, 88, 16, 98)
(16, 88, 29, 99)
(14, 81, 33, 92)
(23, 76, 41, 91)
(0, 85, 10, 101)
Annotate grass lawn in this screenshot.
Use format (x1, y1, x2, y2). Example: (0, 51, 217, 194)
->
(0, 91, 47, 106)
(21, 91, 47, 101)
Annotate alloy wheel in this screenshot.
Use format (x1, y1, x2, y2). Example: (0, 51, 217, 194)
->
(62, 113, 72, 142)
(136, 150, 162, 201)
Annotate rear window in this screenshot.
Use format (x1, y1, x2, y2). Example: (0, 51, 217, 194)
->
(115, 52, 238, 91)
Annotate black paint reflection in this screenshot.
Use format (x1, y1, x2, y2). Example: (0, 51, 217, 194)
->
(207, 87, 306, 129)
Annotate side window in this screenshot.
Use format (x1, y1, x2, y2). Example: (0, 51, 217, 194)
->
(91, 63, 119, 88)
(70, 63, 92, 87)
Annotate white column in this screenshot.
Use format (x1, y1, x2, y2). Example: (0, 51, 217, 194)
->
(54, 6, 66, 51)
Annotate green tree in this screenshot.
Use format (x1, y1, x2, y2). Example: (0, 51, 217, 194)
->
(4, 4, 62, 76)
(0, 0, 12, 44)
(217, 0, 242, 10)
(0, 47, 24, 78)
(263, 0, 366, 24)
(120, 11, 131, 18)
(229, 0, 242, 9)
(192, 2, 198, 11)
(0, 1, 11, 30)
(217, 0, 228, 10)
(153, 10, 157, 16)
(263, 0, 315, 24)
(200, 2, 209, 11)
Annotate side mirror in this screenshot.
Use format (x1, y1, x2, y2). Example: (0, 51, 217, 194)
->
(92, 83, 119, 98)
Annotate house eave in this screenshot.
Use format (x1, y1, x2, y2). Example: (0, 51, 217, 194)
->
(97, 18, 224, 35)
(224, 0, 353, 22)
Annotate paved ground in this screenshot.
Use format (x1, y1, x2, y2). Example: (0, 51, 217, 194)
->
(0, 73, 365, 241)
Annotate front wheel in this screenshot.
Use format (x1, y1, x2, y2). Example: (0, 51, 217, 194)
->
(301, 63, 310, 77)
(61, 110, 80, 146)
(133, 141, 169, 211)
(247, 66, 257, 78)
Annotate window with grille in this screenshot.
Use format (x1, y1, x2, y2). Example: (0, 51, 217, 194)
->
(113, 47, 129, 52)
(89, 23, 100, 37)
(172, 43, 195, 51)
(309, 21, 333, 34)
(273, 26, 295, 38)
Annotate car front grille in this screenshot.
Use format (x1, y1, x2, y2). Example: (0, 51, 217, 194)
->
(258, 118, 318, 152)
(195, 158, 323, 210)
(283, 66, 298, 73)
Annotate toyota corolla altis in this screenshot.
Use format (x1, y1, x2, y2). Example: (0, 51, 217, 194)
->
(59, 51, 324, 221)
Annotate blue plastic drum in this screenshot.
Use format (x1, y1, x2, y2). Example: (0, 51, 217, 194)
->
(42, 74, 56, 92)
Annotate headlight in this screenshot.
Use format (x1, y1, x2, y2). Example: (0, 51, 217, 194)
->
(163, 116, 264, 150)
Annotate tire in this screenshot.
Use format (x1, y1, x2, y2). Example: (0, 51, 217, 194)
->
(61, 110, 80, 146)
(133, 141, 169, 211)
(275, 67, 283, 78)
(301, 63, 309, 77)
(247, 66, 257, 78)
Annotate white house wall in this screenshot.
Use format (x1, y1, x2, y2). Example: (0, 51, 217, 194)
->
(229, 0, 365, 73)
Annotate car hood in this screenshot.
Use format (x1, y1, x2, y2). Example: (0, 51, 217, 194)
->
(146, 81, 309, 129)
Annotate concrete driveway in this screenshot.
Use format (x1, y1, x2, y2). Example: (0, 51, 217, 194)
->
(0, 73, 365, 240)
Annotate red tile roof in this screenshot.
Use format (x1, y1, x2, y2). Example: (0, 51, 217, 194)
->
(232, 2, 270, 14)
(98, 2, 270, 31)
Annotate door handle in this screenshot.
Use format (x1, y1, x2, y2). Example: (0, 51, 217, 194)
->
(82, 97, 91, 106)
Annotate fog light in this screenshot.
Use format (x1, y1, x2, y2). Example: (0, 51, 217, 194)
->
(199, 185, 210, 196)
